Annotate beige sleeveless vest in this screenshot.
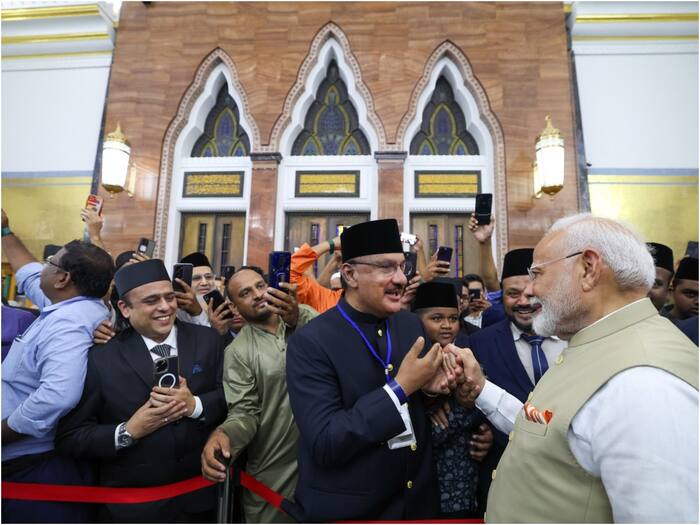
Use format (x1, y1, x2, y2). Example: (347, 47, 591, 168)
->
(486, 299, 698, 523)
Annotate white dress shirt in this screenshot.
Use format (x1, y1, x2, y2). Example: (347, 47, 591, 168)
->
(477, 300, 699, 523)
(510, 323, 567, 385)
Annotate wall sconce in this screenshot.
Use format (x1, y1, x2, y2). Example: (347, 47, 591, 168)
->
(101, 123, 133, 197)
(533, 116, 565, 199)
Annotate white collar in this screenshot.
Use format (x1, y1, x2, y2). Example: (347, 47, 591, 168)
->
(141, 324, 178, 351)
(509, 321, 560, 342)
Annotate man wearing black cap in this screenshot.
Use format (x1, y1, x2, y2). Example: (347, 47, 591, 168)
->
(57, 259, 227, 522)
(286, 218, 453, 521)
(647, 242, 675, 311)
(665, 257, 699, 322)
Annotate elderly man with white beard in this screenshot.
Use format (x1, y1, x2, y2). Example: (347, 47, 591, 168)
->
(452, 214, 698, 523)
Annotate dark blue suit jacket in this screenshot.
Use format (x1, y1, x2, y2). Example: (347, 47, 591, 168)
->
(468, 318, 534, 450)
(286, 298, 439, 522)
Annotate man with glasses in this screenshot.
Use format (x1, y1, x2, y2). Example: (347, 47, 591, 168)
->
(1, 209, 115, 523)
(456, 214, 698, 523)
(57, 259, 226, 522)
(286, 219, 456, 522)
(456, 248, 567, 502)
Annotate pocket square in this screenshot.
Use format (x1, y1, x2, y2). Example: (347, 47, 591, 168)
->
(523, 402, 553, 424)
(191, 363, 204, 374)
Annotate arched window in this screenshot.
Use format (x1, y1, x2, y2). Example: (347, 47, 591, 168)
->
(291, 60, 370, 156)
(409, 76, 479, 156)
(191, 85, 250, 157)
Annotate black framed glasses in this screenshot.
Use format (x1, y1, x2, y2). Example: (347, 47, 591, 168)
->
(43, 255, 66, 272)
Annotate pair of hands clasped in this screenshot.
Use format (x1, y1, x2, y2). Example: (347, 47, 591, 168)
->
(124, 376, 197, 440)
(394, 338, 486, 403)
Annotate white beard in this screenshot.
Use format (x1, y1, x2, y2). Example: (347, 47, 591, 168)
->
(532, 276, 585, 338)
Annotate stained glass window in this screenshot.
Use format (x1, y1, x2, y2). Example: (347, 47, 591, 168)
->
(291, 61, 370, 156)
(191, 86, 250, 157)
(410, 77, 479, 155)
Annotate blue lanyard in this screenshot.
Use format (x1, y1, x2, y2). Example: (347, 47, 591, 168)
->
(336, 303, 393, 381)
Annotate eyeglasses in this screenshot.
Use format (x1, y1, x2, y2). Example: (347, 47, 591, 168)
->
(43, 255, 66, 272)
(348, 260, 407, 276)
(527, 251, 582, 281)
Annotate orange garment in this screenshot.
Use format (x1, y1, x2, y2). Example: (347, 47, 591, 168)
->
(291, 243, 342, 313)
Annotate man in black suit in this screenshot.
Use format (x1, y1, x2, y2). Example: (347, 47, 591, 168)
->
(57, 259, 226, 522)
(286, 219, 457, 522)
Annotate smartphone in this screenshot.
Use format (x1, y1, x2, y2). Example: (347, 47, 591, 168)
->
(153, 355, 179, 389)
(686, 241, 699, 259)
(172, 263, 193, 292)
(137, 238, 156, 258)
(469, 288, 481, 301)
(436, 246, 453, 263)
(203, 289, 232, 318)
(221, 265, 236, 283)
(85, 194, 104, 215)
(475, 193, 493, 225)
(404, 252, 417, 280)
(268, 251, 291, 290)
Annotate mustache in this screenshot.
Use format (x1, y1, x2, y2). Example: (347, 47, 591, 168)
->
(513, 302, 541, 314)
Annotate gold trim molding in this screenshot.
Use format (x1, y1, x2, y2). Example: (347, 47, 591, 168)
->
(576, 13, 698, 24)
(2, 50, 112, 61)
(1, 4, 100, 21)
(2, 31, 111, 45)
(572, 35, 698, 42)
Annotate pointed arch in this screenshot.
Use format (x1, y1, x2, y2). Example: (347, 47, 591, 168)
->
(154, 47, 258, 260)
(399, 41, 508, 265)
(266, 22, 386, 154)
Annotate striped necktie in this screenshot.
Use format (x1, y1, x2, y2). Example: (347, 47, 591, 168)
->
(521, 333, 548, 383)
(151, 344, 171, 358)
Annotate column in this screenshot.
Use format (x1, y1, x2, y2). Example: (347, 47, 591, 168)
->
(374, 151, 407, 230)
(246, 153, 282, 267)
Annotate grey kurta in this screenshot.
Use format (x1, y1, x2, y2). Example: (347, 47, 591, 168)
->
(218, 305, 317, 523)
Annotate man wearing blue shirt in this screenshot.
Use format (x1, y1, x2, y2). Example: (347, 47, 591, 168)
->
(1, 210, 115, 523)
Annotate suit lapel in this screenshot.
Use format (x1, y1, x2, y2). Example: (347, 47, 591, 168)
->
(118, 330, 155, 389)
(176, 322, 195, 382)
(494, 320, 535, 395)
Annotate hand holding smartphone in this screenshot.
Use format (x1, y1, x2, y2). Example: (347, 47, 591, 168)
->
(203, 289, 232, 318)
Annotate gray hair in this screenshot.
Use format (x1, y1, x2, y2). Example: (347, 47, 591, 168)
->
(546, 213, 655, 292)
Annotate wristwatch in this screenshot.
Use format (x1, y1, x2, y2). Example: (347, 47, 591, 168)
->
(116, 422, 136, 449)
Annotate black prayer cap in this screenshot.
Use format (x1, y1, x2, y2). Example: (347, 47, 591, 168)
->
(413, 281, 459, 311)
(115, 259, 171, 298)
(433, 276, 463, 298)
(341, 219, 403, 262)
(115, 250, 135, 270)
(180, 251, 211, 268)
(675, 257, 698, 282)
(501, 248, 534, 281)
(647, 243, 674, 274)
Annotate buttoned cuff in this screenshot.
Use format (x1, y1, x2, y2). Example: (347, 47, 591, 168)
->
(188, 396, 203, 419)
(15, 262, 43, 293)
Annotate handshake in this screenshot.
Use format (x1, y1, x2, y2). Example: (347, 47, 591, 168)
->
(394, 337, 486, 407)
